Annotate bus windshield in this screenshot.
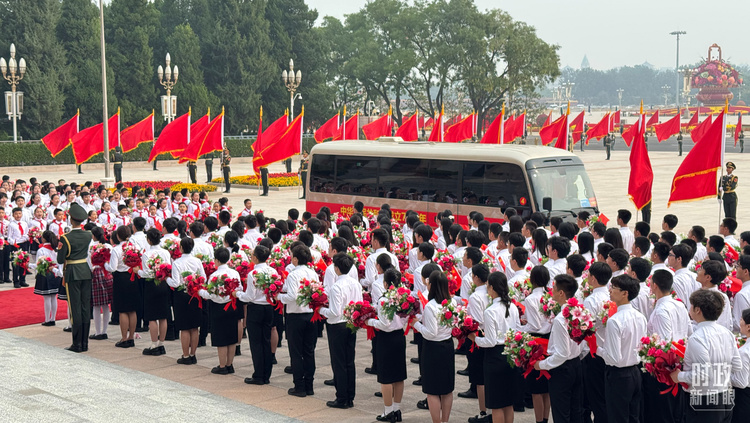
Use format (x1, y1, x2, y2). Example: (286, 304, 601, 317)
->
(528, 165, 597, 212)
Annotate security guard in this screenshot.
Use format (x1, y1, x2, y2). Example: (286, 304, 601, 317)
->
(604, 134, 612, 160)
(205, 152, 214, 183)
(221, 147, 231, 193)
(299, 150, 309, 199)
(187, 160, 198, 184)
(112, 147, 124, 183)
(57, 203, 93, 353)
(260, 166, 269, 196)
(719, 161, 738, 219)
(677, 132, 684, 156)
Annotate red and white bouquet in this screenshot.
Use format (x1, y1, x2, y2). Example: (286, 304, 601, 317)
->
(560, 297, 595, 344)
(253, 271, 285, 313)
(343, 301, 378, 339)
(194, 253, 217, 278)
(179, 271, 206, 308)
(445, 266, 463, 296)
(35, 256, 57, 277)
(438, 300, 479, 350)
(434, 249, 457, 274)
(102, 223, 116, 241)
(503, 329, 551, 379)
(296, 279, 328, 322)
(12, 250, 31, 275)
(162, 238, 181, 260)
(722, 243, 740, 267)
(638, 334, 687, 396)
(204, 273, 242, 310)
(154, 262, 172, 285)
(267, 247, 291, 278)
(229, 253, 254, 284)
(353, 227, 371, 249)
(181, 214, 195, 225)
(380, 285, 421, 320)
(538, 288, 560, 320)
(90, 243, 111, 267)
(580, 270, 594, 298)
(28, 226, 42, 243)
(122, 242, 142, 281)
(598, 301, 618, 327)
(347, 246, 368, 280)
(510, 277, 534, 302)
(207, 232, 223, 250)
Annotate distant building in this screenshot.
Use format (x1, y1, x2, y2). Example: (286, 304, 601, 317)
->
(581, 55, 590, 69)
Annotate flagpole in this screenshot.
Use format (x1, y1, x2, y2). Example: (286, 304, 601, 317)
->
(719, 100, 728, 226)
(98, 0, 112, 186)
(500, 103, 505, 145)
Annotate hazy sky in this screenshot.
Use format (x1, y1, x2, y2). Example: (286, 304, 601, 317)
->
(308, 0, 749, 70)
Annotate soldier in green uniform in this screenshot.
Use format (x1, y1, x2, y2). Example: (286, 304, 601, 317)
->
(739, 131, 745, 153)
(604, 134, 612, 160)
(719, 161, 738, 219)
(187, 160, 198, 184)
(205, 153, 214, 182)
(221, 147, 231, 193)
(57, 203, 93, 353)
(299, 150, 309, 199)
(112, 147, 124, 183)
(677, 132, 683, 156)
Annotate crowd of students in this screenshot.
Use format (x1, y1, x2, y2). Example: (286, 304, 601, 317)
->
(7, 176, 750, 423)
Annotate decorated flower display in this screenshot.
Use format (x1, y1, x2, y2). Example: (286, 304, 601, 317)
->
(597, 301, 617, 327)
(510, 277, 534, 302)
(229, 253, 254, 284)
(204, 273, 241, 310)
(194, 253, 217, 278)
(122, 242, 142, 281)
(692, 60, 742, 88)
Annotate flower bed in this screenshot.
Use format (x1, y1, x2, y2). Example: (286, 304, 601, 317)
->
(87, 181, 216, 194)
(170, 183, 217, 192)
(212, 173, 300, 187)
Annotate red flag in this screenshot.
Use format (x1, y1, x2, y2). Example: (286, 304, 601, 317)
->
(542, 113, 551, 128)
(653, 113, 681, 142)
(424, 116, 434, 128)
(540, 114, 566, 146)
(585, 113, 610, 144)
(628, 114, 652, 210)
(444, 113, 475, 143)
(120, 112, 154, 153)
(479, 112, 504, 144)
(691, 115, 713, 144)
(362, 108, 393, 140)
(253, 109, 303, 172)
(418, 114, 425, 129)
(685, 110, 699, 128)
(253, 112, 289, 174)
(395, 112, 419, 141)
(611, 110, 621, 128)
(179, 111, 225, 163)
(149, 112, 190, 162)
(553, 113, 570, 150)
(668, 110, 725, 206)
(569, 111, 585, 138)
(428, 109, 444, 142)
(510, 113, 526, 142)
(41, 112, 78, 157)
(735, 113, 742, 146)
(72, 112, 120, 165)
(314, 113, 340, 143)
(502, 114, 516, 143)
(333, 110, 358, 140)
(621, 123, 637, 147)
(646, 110, 660, 128)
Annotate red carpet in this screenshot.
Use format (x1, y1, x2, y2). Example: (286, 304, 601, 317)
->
(0, 287, 69, 329)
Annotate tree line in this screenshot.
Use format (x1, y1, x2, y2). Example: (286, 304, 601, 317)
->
(0, 0, 559, 140)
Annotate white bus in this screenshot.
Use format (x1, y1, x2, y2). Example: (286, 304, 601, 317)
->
(306, 138, 599, 225)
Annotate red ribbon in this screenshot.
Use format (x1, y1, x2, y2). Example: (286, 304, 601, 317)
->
(223, 297, 237, 311)
(365, 326, 376, 341)
(273, 300, 284, 314)
(585, 334, 598, 357)
(188, 295, 203, 309)
(404, 315, 415, 336)
(128, 268, 137, 281)
(311, 307, 324, 322)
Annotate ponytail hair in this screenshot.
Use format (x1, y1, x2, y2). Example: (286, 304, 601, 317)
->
(487, 271, 511, 318)
(42, 230, 59, 249)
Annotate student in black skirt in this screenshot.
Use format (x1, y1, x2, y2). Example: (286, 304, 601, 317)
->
(198, 247, 243, 374)
(137, 228, 172, 356)
(223, 231, 246, 357)
(412, 270, 455, 423)
(166, 238, 206, 364)
(31, 231, 62, 326)
(367, 268, 408, 422)
(105, 225, 140, 348)
(88, 227, 113, 340)
(465, 264, 491, 423)
(469, 271, 521, 423)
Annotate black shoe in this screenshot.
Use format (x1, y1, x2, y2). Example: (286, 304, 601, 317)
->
(259, 193, 267, 197)
(13, 283, 20, 289)
(88, 334, 98, 339)
(409, 339, 418, 345)
(365, 367, 377, 375)
(272, 356, 278, 365)
(211, 366, 229, 375)
(177, 356, 192, 365)
(143, 347, 155, 355)
(457, 368, 470, 376)
(115, 339, 135, 348)
(41, 321, 55, 327)
(324, 379, 335, 386)
(96, 334, 108, 340)
(410, 357, 420, 364)
(374, 391, 383, 397)
(468, 411, 492, 423)
(244, 377, 266, 385)
(306, 389, 315, 396)
(284, 366, 293, 374)
(235, 345, 241, 356)
(65, 345, 82, 353)
(394, 410, 402, 422)
(19, 281, 29, 287)
(326, 400, 350, 409)
(416, 399, 429, 410)
(376, 411, 396, 422)
(153, 346, 166, 356)
(227, 364, 235, 374)
(82, 345, 88, 352)
(513, 405, 525, 412)
(412, 377, 422, 386)
(190, 355, 197, 364)
(63, 327, 72, 332)
(288, 388, 306, 398)
(458, 389, 478, 399)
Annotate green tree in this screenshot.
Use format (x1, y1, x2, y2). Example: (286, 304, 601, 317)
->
(0, 0, 68, 139)
(57, 0, 117, 128)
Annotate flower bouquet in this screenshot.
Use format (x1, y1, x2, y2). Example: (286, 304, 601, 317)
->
(240, 244, 254, 260)
(28, 226, 42, 243)
(438, 300, 479, 350)
(638, 334, 687, 396)
(586, 215, 600, 231)
(343, 301, 378, 339)
(162, 238, 182, 260)
(229, 253, 254, 284)
(179, 272, 206, 308)
(267, 247, 291, 278)
(503, 329, 551, 380)
(12, 250, 30, 275)
(0, 238, 5, 250)
(688, 259, 704, 274)
(560, 297, 596, 344)
(90, 243, 111, 267)
(181, 214, 195, 225)
(144, 255, 164, 281)
(207, 232, 223, 250)
(353, 227, 371, 249)
(445, 267, 463, 297)
(718, 276, 742, 301)
(102, 223, 116, 242)
(580, 270, 594, 298)
(510, 277, 534, 302)
(347, 246, 368, 280)
(434, 249, 456, 274)
(35, 256, 57, 277)
(737, 335, 747, 348)
(122, 242, 142, 281)
(539, 288, 560, 320)
(254, 271, 285, 313)
(312, 259, 328, 283)
(722, 243, 739, 267)
(380, 285, 420, 333)
(296, 279, 328, 322)
(204, 273, 242, 310)
(195, 253, 217, 278)
(598, 301, 617, 327)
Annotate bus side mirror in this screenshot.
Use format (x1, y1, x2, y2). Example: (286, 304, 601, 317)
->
(542, 197, 552, 212)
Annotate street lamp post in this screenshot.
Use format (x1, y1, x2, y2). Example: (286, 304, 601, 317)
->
(0, 44, 26, 143)
(662, 85, 671, 106)
(157, 53, 178, 171)
(670, 31, 686, 108)
(282, 59, 302, 119)
(98, 0, 112, 185)
(617, 88, 624, 111)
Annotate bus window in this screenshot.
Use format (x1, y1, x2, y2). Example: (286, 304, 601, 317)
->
(310, 154, 335, 193)
(462, 162, 530, 210)
(337, 157, 379, 195)
(379, 158, 430, 200)
(528, 165, 596, 212)
(428, 160, 461, 203)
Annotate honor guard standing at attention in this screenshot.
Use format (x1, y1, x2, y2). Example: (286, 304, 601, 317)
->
(221, 147, 231, 193)
(720, 161, 738, 219)
(299, 150, 309, 199)
(677, 132, 684, 156)
(187, 160, 198, 184)
(739, 130, 745, 153)
(57, 203, 93, 353)
(205, 153, 214, 183)
(604, 134, 612, 160)
(112, 147, 124, 183)
(260, 166, 269, 197)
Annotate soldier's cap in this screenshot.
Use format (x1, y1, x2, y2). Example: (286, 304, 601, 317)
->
(69, 203, 88, 222)
(727, 161, 736, 170)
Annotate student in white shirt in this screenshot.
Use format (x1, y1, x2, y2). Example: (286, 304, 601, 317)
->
(627, 257, 654, 319)
(671, 289, 742, 423)
(167, 238, 206, 364)
(8, 206, 30, 287)
(362, 228, 398, 291)
(506, 247, 530, 288)
(631, 236, 651, 260)
(464, 264, 492, 423)
(650, 242, 674, 277)
(695, 260, 733, 331)
(137, 228, 173, 356)
(582, 261, 611, 423)
(408, 224, 432, 273)
(616, 209, 635, 253)
(238, 199, 254, 218)
(688, 225, 708, 263)
(669, 244, 700, 311)
(459, 247, 482, 300)
(577, 232, 596, 264)
(544, 236, 570, 286)
(606, 248, 629, 280)
(520, 264, 552, 423)
(243, 214, 263, 248)
(534, 275, 583, 423)
(565, 254, 587, 302)
(529, 228, 549, 267)
(733, 255, 750, 333)
(733, 309, 750, 420)
(720, 217, 740, 249)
